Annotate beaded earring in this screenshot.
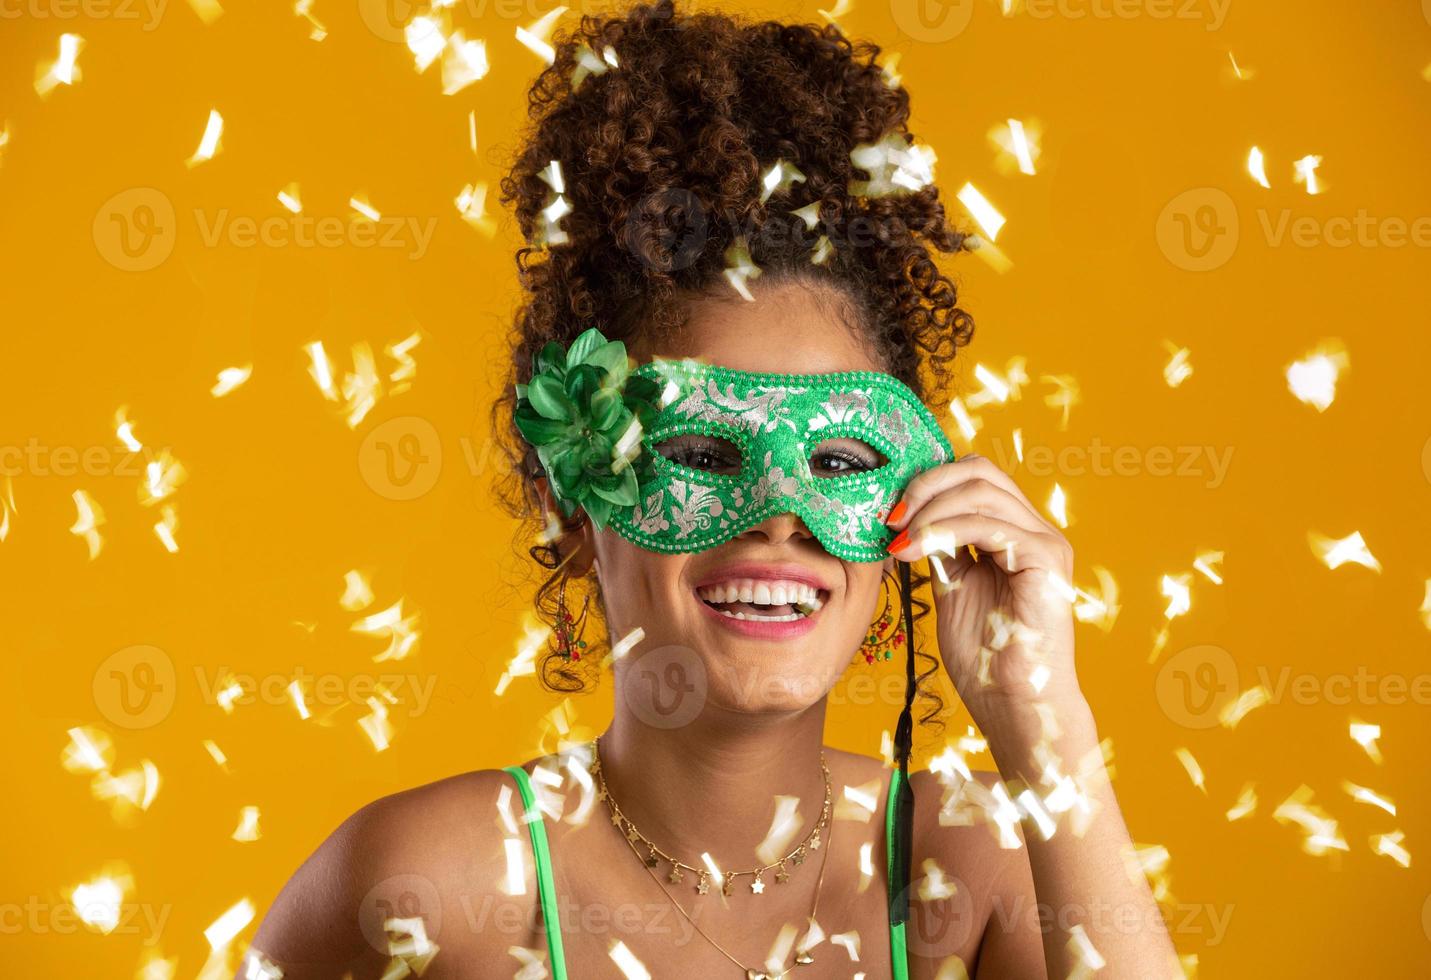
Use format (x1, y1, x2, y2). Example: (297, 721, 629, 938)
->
(859, 570, 905, 664)
(554, 572, 591, 662)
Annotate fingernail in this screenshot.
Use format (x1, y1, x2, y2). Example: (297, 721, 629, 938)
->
(886, 528, 910, 553)
(885, 500, 907, 525)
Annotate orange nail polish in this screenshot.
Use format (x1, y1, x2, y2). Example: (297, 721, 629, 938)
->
(886, 528, 910, 552)
(885, 500, 907, 525)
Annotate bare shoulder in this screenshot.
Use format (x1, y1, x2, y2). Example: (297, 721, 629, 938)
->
(904, 766, 1039, 977)
(248, 766, 538, 980)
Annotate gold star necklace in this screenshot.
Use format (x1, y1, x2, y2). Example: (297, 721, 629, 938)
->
(590, 736, 834, 978)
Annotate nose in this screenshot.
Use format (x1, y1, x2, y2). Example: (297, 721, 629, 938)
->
(739, 510, 815, 547)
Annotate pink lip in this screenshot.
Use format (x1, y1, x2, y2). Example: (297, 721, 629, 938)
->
(691, 561, 832, 641)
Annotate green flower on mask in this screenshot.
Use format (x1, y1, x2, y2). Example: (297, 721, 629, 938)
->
(514, 326, 663, 531)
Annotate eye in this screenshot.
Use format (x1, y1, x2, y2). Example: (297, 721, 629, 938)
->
(810, 438, 887, 476)
(653, 434, 743, 475)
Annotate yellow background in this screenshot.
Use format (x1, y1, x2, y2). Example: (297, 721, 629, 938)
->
(2, 0, 1429, 974)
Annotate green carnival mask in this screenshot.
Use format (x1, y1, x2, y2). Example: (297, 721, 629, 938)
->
(513, 327, 955, 562)
(606, 357, 955, 562)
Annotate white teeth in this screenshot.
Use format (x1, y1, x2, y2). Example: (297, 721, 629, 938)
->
(695, 578, 824, 611)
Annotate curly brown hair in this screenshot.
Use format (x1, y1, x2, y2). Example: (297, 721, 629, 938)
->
(488, 0, 975, 732)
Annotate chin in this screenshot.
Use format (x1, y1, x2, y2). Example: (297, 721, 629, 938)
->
(701, 649, 847, 715)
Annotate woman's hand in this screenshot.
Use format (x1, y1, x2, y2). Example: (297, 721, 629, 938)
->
(883, 453, 1082, 733)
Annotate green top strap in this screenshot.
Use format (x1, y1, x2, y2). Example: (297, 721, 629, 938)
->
(502, 765, 568, 980)
(886, 765, 910, 980)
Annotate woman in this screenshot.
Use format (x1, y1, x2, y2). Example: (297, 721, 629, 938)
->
(249, 1, 1176, 976)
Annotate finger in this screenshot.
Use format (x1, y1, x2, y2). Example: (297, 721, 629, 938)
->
(887, 455, 1056, 533)
(888, 513, 1072, 578)
(898, 477, 1052, 540)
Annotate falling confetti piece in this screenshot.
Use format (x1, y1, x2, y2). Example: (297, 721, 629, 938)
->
(0, 475, 16, 543)
(294, 0, 326, 40)
(990, 118, 1039, 175)
(849, 132, 936, 196)
(1163, 340, 1193, 387)
(1420, 580, 1431, 630)
(1041, 374, 1080, 430)
(70, 872, 130, 934)
(723, 235, 762, 301)
(70, 489, 105, 560)
(967, 358, 1029, 408)
(1342, 781, 1395, 816)
(1293, 154, 1324, 195)
(1173, 748, 1206, 793)
(609, 940, 650, 980)
(63, 726, 114, 774)
(571, 41, 618, 90)
(349, 194, 381, 222)
(455, 182, 497, 236)
(1218, 685, 1269, 729)
(1370, 830, 1410, 868)
(516, 7, 568, 65)
(351, 598, 422, 662)
(1286, 339, 1349, 411)
(1192, 550, 1224, 585)
(1247, 146, 1270, 188)
(1227, 50, 1254, 81)
(956, 182, 1005, 241)
(1161, 573, 1192, 619)
(340, 569, 375, 611)
(203, 739, 230, 770)
(442, 31, 490, 95)
(204, 899, 255, 951)
(760, 158, 807, 204)
(1225, 782, 1257, 821)
(1308, 530, 1380, 572)
(35, 33, 84, 97)
(153, 504, 179, 553)
(232, 805, 261, 841)
(276, 183, 302, 214)
(1348, 721, 1382, 763)
(1272, 785, 1348, 856)
(185, 0, 223, 25)
(186, 109, 225, 168)
(141, 449, 187, 507)
(1047, 483, 1068, 528)
(288, 680, 310, 720)
(212, 365, 253, 397)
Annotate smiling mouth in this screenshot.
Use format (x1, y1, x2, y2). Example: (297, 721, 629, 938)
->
(694, 582, 829, 622)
